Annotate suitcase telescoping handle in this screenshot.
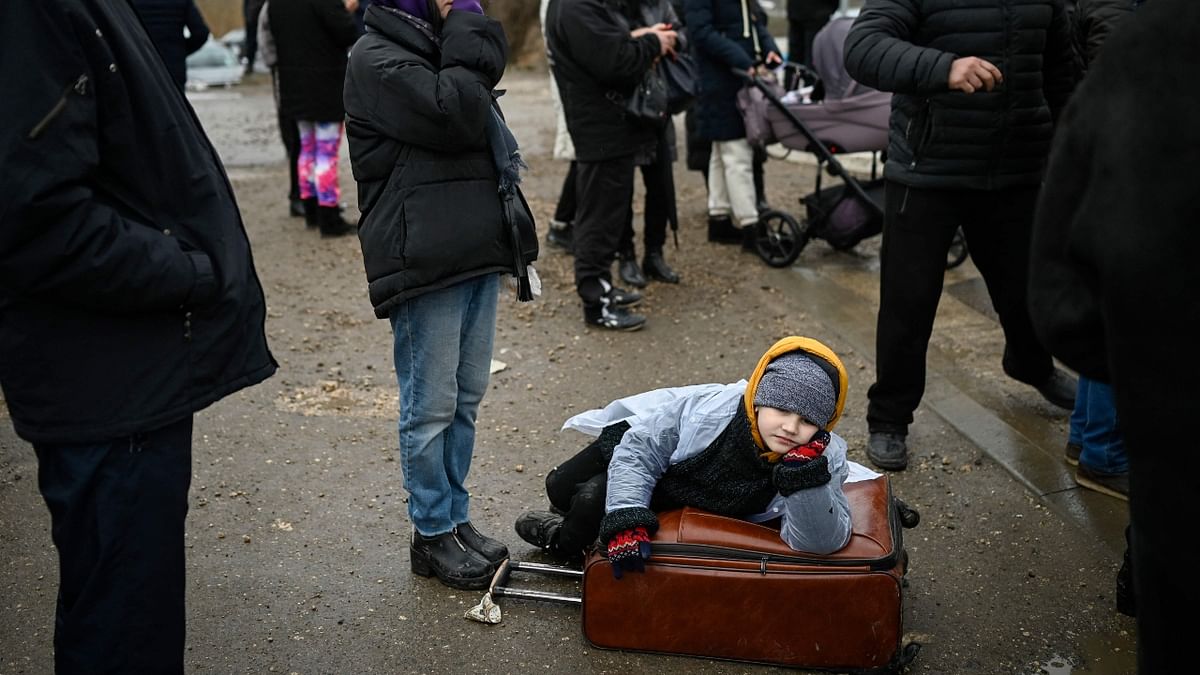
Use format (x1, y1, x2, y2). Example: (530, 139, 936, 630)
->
(465, 560, 582, 624)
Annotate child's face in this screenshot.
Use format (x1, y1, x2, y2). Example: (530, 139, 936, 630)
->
(756, 406, 821, 454)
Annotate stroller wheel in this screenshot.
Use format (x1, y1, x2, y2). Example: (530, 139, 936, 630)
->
(946, 227, 969, 269)
(754, 210, 807, 268)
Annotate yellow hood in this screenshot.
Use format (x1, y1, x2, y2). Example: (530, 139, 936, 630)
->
(744, 336, 849, 450)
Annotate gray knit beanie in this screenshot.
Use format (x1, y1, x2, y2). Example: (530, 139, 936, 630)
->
(753, 352, 838, 428)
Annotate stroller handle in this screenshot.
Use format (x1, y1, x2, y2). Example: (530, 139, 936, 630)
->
(733, 67, 884, 219)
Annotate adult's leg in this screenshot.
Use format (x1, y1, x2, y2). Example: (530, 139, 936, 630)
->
(641, 154, 671, 252)
(313, 121, 344, 208)
(713, 139, 757, 226)
(1079, 380, 1128, 474)
(574, 155, 636, 306)
(866, 182, 961, 431)
(961, 186, 1054, 385)
(554, 161, 578, 224)
(296, 120, 317, 201)
(443, 274, 500, 526)
(391, 282, 485, 537)
(34, 416, 193, 674)
(1068, 376, 1090, 448)
(270, 70, 301, 203)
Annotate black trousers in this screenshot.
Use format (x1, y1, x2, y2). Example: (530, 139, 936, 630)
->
(574, 155, 636, 305)
(34, 416, 194, 675)
(553, 161, 578, 224)
(867, 181, 1053, 432)
(619, 152, 674, 255)
(545, 435, 612, 556)
(786, 19, 825, 69)
(271, 69, 301, 201)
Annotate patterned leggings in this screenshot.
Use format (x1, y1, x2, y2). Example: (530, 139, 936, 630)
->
(297, 120, 342, 207)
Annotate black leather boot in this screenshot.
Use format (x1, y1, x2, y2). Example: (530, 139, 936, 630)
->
(410, 530, 495, 590)
(642, 249, 679, 283)
(707, 215, 742, 244)
(318, 205, 355, 238)
(302, 198, 319, 228)
(618, 248, 647, 288)
(455, 521, 509, 565)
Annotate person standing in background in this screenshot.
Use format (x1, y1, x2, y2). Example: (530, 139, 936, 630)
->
(0, 2, 277, 671)
(1029, 2, 1197, 669)
(344, 0, 538, 591)
(786, 0, 837, 67)
(243, 0, 266, 74)
(546, 0, 676, 331)
(132, 0, 211, 90)
(269, 0, 360, 236)
(844, 0, 1079, 472)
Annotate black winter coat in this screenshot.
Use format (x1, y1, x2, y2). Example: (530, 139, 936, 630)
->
(787, 0, 838, 23)
(1028, 0, 1199, 444)
(844, 0, 1076, 190)
(345, 7, 532, 317)
(131, 0, 209, 88)
(546, 0, 662, 162)
(685, 0, 780, 141)
(0, 0, 276, 444)
(270, 0, 359, 121)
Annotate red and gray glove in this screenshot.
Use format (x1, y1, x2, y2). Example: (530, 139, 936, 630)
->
(598, 506, 658, 580)
(606, 527, 652, 579)
(772, 430, 833, 496)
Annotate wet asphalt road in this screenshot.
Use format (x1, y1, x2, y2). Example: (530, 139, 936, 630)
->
(0, 71, 1135, 674)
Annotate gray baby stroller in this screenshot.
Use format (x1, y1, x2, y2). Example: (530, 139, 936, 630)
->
(737, 17, 968, 269)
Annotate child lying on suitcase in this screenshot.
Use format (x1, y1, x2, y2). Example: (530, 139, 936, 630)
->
(515, 336, 874, 578)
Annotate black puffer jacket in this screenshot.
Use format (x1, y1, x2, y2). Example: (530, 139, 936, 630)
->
(0, 0, 276, 444)
(345, 6, 532, 318)
(844, 0, 1076, 190)
(270, 0, 359, 121)
(546, 0, 662, 162)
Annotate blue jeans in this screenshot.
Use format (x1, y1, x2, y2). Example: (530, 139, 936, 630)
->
(1068, 377, 1129, 473)
(390, 274, 498, 536)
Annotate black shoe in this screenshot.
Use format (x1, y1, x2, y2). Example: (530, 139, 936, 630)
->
(643, 249, 680, 283)
(583, 302, 646, 331)
(546, 220, 574, 253)
(455, 521, 509, 565)
(1116, 533, 1136, 617)
(302, 198, 319, 228)
(515, 511, 563, 551)
(1064, 442, 1081, 466)
(1033, 368, 1077, 410)
(707, 215, 742, 244)
(740, 224, 758, 251)
(289, 198, 305, 218)
(867, 431, 909, 471)
(1075, 463, 1129, 501)
(609, 285, 642, 308)
(410, 530, 495, 590)
(756, 198, 771, 214)
(318, 205, 355, 238)
(618, 250, 647, 288)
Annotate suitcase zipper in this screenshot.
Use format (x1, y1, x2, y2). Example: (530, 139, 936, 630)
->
(648, 542, 899, 570)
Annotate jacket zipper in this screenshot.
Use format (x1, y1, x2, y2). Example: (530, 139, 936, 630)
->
(28, 74, 89, 140)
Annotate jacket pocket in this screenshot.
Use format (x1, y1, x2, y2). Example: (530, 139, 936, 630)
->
(402, 179, 507, 279)
(28, 74, 89, 140)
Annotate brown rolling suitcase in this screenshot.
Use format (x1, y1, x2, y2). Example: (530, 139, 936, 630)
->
(580, 476, 918, 672)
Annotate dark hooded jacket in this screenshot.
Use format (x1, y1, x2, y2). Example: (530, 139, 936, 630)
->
(685, 0, 780, 141)
(545, 0, 662, 162)
(844, 0, 1076, 190)
(344, 6, 532, 317)
(269, 0, 360, 121)
(130, 0, 209, 88)
(0, 0, 276, 444)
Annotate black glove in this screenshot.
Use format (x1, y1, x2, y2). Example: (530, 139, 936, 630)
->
(772, 453, 832, 496)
